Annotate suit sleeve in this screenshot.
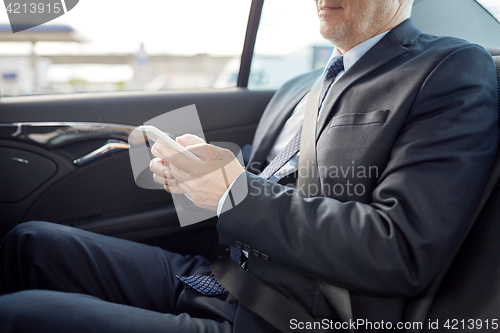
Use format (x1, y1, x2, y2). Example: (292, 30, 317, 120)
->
(216, 45, 499, 297)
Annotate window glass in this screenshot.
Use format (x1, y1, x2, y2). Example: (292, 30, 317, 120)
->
(0, 0, 251, 96)
(477, 0, 500, 22)
(250, 0, 500, 91)
(248, 0, 331, 90)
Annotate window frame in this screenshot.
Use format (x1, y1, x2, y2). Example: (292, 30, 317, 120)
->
(237, 0, 264, 88)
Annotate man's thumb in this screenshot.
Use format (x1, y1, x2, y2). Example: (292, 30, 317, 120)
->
(176, 134, 205, 147)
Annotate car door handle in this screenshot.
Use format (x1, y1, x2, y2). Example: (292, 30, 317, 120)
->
(0, 122, 137, 148)
(73, 139, 130, 166)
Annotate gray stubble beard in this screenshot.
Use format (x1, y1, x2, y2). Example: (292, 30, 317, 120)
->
(319, 1, 397, 50)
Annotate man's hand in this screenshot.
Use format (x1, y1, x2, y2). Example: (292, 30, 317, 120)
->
(149, 134, 245, 211)
(149, 134, 204, 195)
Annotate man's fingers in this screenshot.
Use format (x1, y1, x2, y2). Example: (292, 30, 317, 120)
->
(150, 158, 164, 176)
(152, 173, 167, 185)
(152, 141, 204, 172)
(150, 158, 176, 180)
(151, 144, 164, 160)
(169, 163, 193, 184)
(153, 174, 185, 194)
(154, 142, 241, 183)
(187, 144, 237, 171)
(152, 173, 179, 186)
(176, 134, 205, 147)
(163, 184, 186, 194)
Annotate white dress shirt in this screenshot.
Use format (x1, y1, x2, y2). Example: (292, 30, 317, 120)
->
(217, 31, 390, 216)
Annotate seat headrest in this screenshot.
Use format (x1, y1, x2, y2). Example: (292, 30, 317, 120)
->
(487, 48, 500, 56)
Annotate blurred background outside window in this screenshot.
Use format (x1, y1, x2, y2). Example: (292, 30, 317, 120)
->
(247, 0, 500, 91)
(245, 1, 331, 91)
(1, 0, 499, 96)
(0, 0, 251, 96)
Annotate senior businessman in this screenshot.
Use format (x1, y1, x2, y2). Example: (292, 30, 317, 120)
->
(0, 0, 498, 332)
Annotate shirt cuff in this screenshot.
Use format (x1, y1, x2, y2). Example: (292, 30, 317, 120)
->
(217, 172, 246, 217)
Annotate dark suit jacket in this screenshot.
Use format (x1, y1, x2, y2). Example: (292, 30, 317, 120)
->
(217, 18, 499, 332)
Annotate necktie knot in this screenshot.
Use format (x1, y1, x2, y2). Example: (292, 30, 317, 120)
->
(325, 55, 344, 80)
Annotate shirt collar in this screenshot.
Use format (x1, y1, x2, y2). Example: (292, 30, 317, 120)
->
(323, 30, 391, 75)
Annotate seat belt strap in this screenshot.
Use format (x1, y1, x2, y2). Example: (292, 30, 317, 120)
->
(211, 254, 329, 333)
(298, 76, 354, 330)
(296, 74, 323, 196)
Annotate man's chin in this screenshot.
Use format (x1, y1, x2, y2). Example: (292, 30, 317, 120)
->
(319, 21, 348, 40)
(319, 28, 346, 45)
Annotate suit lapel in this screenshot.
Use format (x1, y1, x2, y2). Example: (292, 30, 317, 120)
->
(316, 19, 422, 139)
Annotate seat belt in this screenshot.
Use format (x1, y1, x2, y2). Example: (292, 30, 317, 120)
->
(297, 76, 354, 330)
(211, 254, 329, 333)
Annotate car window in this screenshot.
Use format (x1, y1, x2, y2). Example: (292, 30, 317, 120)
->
(247, 0, 500, 91)
(244, 0, 330, 91)
(0, 0, 251, 97)
(476, 0, 500, 21)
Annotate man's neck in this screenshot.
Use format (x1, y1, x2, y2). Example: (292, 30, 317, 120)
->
(336, 2, 411, 54)
(337, 16, 408, 54)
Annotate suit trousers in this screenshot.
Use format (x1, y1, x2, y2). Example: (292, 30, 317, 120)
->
(0, 221, 238, 333)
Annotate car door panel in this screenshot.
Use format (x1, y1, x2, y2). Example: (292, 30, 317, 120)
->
(0, 88, 274, 258)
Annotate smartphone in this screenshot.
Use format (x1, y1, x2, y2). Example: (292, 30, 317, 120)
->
(139, 125, 201, 160)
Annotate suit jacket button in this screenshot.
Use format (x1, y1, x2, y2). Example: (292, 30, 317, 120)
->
(252, 249, 261, 257)
(234, 241, 242, 249)
(261, 253, 270, 261)
(243, 244, 252, 252)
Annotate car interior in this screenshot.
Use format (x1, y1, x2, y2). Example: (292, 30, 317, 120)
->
(1, 0, 500, 331)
